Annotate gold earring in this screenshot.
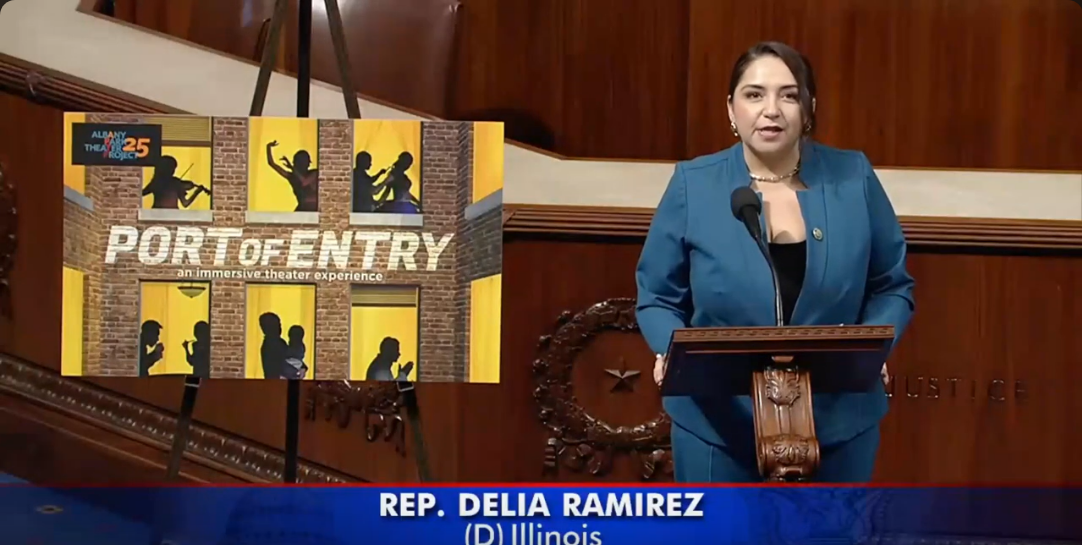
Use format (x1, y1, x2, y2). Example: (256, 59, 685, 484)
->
(730, 122, 739, 137)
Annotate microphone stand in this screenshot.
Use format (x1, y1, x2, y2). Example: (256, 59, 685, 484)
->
(738, 201, 784, 328)
(752, 231, 785, 328)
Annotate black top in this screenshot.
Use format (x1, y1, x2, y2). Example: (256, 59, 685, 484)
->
(768, 241, 807, 325)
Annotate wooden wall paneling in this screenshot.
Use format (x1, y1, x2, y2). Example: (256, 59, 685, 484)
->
(0, 390, 231, 484)
(450, 0, 566, 151)
(473, 235, 1082, 484)
(101, 0, 1082, 168)
(0, 355, 352, 483)
(456, 237, 656, 482)
(684, 0, 1082, 170)
(305, 0, 462, 117)
(874, 252, 1082, 483)
(110, 0, 272, 62)
(558, 0, 690, 159)
(106, 0, 460, 118)
(0, 92, 64, 370)
(502, 205, 1082, 250)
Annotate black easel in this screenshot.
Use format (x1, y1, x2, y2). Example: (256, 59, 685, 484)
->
(249, 0, 362, 484)
(163, 375, 201, 480)
(162, 0, 429, 487)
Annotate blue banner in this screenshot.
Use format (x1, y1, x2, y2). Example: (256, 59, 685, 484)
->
(1, 481, 1079, 545)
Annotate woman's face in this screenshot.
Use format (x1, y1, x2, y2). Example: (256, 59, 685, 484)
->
(727, 56, 809, 157)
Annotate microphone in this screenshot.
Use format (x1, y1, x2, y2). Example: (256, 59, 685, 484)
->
(730, 187, 784, 327)
(730, 186, 763, 242)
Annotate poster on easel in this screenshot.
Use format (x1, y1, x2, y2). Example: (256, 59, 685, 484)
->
(61, 114, 504, 383)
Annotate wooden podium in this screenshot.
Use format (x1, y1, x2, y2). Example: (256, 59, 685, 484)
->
(662, 325, 894, 482)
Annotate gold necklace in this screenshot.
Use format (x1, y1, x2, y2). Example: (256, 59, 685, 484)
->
(749, 164, 800, 183)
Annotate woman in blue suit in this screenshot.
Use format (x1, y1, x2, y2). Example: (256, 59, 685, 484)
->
(635, 41, 915, 483)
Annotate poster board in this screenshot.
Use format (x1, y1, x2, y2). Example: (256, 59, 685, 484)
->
(61, 114, 503, 383)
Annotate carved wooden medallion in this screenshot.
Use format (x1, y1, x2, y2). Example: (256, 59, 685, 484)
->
(533, 298, 672, 480)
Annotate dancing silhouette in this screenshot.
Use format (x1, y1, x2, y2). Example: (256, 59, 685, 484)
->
(142, 155, 210, 209)
(139, 320, 164, 377)
(283, 324, 309, 379)
(373, 152, 421, 214)
(266, 141, 319, 212)
(365, 337, 414, 382)
(351, 151, 388, 213)
(183, 320, 211, 379)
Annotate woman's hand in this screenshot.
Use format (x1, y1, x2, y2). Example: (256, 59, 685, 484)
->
(881, 363, 890, 386)
(653, 354, 667, 386)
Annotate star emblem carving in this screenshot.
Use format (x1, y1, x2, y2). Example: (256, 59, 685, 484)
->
(604, 358, 641, 392)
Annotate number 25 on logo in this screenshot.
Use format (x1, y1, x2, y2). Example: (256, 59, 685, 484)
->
(122, 137, 151, 158)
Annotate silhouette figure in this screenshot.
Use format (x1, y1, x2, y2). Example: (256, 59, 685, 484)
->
(266, 141, 319, 212)
(142, 155, 210, 209)
(283, 325, 309, 379)
(258, 312, 289, 379)
(183, 320, 211, 379)
(351, 151, 388, 213)
(139, 320, 165, 377)
(374, 152, 421, 214)
(364, 337, 414, 382)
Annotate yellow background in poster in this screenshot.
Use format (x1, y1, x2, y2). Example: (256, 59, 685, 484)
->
(64, 112, 86, 194)
(141, 146, 213, 210)
(140, 282, 211, 376)
(349, 286, 419, 381)
(469, 274, 502, 383)
(245, 283, 316, 379)
(472, 122, 504, 203)
(352, 120, 422, 205)
(248, 117, 319, 212)
(61, 267, 85, 376)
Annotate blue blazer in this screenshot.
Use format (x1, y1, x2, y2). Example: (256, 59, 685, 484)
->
(635, 141, 915, 448)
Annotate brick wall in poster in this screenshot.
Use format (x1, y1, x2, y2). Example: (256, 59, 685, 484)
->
(62, 198, 104, 375)
(63, 115, 484, 381)
(453, 124, 504, 379)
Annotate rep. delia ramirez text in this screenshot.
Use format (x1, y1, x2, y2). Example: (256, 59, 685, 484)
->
(381, 491, 704, 545)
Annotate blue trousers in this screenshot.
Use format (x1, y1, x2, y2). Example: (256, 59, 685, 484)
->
(671, 423, 880, 483)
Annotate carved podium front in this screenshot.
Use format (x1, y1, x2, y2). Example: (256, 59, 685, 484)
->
(664, 326, 894, 482)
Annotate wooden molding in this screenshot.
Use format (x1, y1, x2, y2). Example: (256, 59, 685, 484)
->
(1, 53, 1078, 250)
(0, 53, 182, 114)
(504, 204, 1082, 250)
(0, 355, 353, 483)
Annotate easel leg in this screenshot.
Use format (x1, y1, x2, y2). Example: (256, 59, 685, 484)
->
(248, 0, 433, 484)
(322, 0, 362, 118)
(297, 0, 312, 118)
(283, 380, 301, 482)
(249, 0, 288, 116)
(398, 382, 431, 482)
(148, 375, 200, 545)
(164, 375, 201, 480)
(281, 0, 313, 485)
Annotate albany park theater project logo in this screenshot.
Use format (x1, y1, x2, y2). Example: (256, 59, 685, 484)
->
(61, 114, 505, 384)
